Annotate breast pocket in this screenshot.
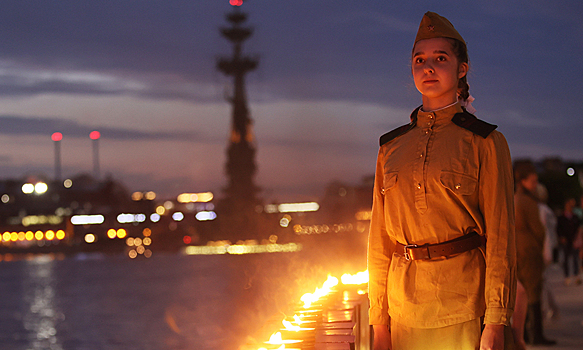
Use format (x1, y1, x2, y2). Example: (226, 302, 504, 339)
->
(382, 172, 398, 194)
(440, 171, 477, 196)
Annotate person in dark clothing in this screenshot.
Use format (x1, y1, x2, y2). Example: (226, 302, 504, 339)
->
(557, 197, 582, 285)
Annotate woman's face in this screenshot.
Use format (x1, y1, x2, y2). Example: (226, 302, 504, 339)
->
(412, 38, 467, 108)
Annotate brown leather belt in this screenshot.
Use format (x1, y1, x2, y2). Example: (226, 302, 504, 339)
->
(396, 231, 484, 261)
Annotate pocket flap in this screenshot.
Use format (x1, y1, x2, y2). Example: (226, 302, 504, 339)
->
(383, 172, 398, 191)
(440, 171, 477, 195)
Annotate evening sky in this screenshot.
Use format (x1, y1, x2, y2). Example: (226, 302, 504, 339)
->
(0, 0, 580, 200)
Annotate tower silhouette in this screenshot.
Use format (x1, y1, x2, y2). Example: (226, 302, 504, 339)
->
(217, 4, 261, 238)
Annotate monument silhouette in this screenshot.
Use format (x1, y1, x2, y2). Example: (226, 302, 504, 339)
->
(216, 4, 261, 238)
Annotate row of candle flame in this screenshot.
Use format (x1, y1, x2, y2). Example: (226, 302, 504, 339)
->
(256, 270, 369, 350)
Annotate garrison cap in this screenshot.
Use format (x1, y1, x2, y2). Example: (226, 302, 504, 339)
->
(415, 11, 465, 45)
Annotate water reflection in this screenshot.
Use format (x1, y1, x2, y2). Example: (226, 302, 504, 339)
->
(23, 255, 63, 350)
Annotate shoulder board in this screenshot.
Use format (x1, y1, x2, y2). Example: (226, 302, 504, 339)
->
(379, 107, 420, 146)
(451, 110, 497, 138)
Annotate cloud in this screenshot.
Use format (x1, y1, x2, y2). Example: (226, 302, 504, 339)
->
(0, 114, 200, 141)
(0, 62, 224, 102)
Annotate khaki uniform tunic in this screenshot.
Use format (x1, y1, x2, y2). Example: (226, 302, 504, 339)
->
(368, 103, 516, 329)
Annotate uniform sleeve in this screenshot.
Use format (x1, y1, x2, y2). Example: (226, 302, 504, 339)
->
(478, 131, 517, 325)
(367, 147, 392, 325)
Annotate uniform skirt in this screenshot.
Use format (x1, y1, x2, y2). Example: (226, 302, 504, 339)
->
(390, 318, 515, 350)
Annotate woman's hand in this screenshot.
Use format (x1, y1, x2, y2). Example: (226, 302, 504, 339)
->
(480, 324, 505, 350)
(372, 324, 391, 350)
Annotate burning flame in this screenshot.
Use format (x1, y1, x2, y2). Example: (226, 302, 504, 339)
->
(267, 332, 283, 344)
(293, 314, 305, 324)
(252, 271, 369, 350)
(300, 275, 338, 308)
(341, 270, 369, 285)
(282, 319, 301, 332)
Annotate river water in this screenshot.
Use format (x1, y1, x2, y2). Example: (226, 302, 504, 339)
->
(0, 234, 367, 350)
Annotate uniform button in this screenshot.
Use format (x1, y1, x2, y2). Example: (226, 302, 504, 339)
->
(455, 183, 461, 190)
(419, 153, 423, 158)
(417, 183, 422, 190)
(427, 121, 431, 126)
(424, 130, 429, 135)
(380, 188, 385, 195)
(428, 115, 434, 119)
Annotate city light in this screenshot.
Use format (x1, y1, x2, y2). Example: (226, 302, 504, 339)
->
(195, 211, 217, 221)
(45, 230, 55, 240)
(22, 215, 62, 227)
(117, 213, 146, 224)
(63, 179, 73, 188)
(355, 210, 372, 221)
(116, 229, 127, 239)
(279, 214, 291, 228)
(107, 229, 117, 239)
(22, 182, 49, 195)
(55, 230, 66, 240)
(71, 215, 105, 225)
(89, 131, 101, 140)
(35, 182, 48, 194)
(22, 183, 35, 194)
(1, 194, 8, 203)
(84, 234, 96, 243)
(150, 213, 161, 222)
(567, 167, 575, 176)
(278, 202, 319, 213)
(184, 242, 302, 256)
(51, 132, 63, 142)
(172, 212, 184, 221)
(177, 192, 214, 203)
(293, 223, 354, 235)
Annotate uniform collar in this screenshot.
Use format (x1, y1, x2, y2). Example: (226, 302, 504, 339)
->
(416, 102, 463, 127)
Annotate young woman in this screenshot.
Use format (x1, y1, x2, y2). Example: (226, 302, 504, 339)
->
(368, 12, 516, 350)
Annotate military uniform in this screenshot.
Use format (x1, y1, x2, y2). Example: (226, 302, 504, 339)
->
(367, 103, 516, 346)
(514, 187, 545, 303)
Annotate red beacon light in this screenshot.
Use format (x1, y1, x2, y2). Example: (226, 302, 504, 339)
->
(89, 131, 101, 140)
(229, 0, 243, 6)
(51, 132, 63, 142)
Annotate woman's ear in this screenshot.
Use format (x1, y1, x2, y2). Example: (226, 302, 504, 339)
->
(458, 62, 468, 79)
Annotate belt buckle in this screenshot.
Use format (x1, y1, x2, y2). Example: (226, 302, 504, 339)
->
(404, 244, 418, 261)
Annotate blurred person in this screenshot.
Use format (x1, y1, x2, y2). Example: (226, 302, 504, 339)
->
(572, 194, 583, 220)
(536, 184, 559, 320)
(512, 160, 555, 347)
(368, 12, 516, 350)
(556, 197, 582, 285)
